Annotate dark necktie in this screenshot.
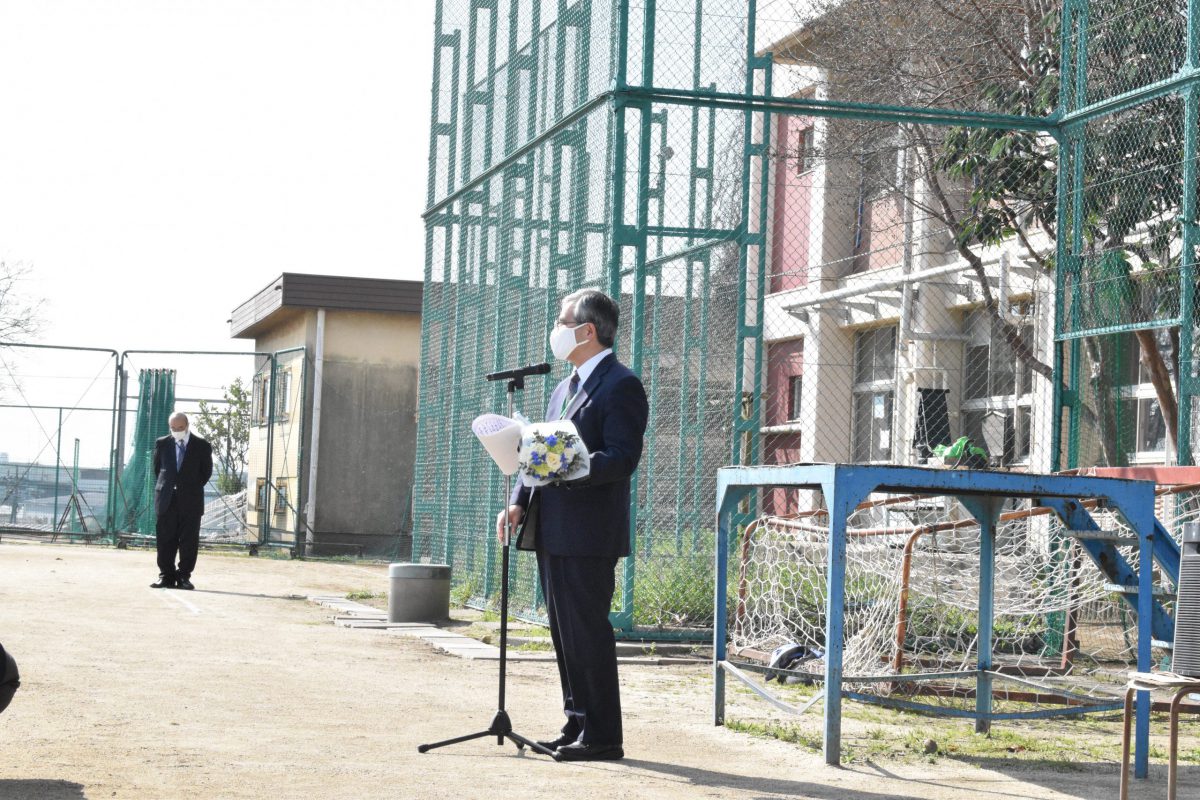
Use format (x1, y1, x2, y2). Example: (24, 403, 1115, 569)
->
(560, 372, 580, 420)
(176, 440, 185, 470)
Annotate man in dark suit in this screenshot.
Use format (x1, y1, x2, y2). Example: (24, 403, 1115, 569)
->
(497, 289, 648, 762)
(151, 412, 213, 590)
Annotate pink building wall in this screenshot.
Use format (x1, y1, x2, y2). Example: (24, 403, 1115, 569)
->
(763, 338, 804, 516)
(852, 193, 904, 272)
(770, 113, 815, 293)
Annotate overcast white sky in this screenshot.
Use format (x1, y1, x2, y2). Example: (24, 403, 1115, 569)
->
(0, 0, 433, 351)
(0, 0, 435, 466)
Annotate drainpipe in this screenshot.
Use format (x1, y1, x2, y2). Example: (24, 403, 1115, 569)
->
(303, 308, 326, 557)
(898, 147, 917, 350)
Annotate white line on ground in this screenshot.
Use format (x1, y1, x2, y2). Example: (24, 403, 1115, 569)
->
(157, 589, 202, 615)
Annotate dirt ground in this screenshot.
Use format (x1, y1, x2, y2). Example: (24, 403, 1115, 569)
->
(0, 541, 1187, 799)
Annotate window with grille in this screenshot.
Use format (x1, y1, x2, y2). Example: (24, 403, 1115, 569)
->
(852, 326, 897, 462)
(960, 308, 1034, 464)
(796, 126, 815, 174)
(274, 370, 292, 422)
(251, 375, 269, 428)
(1119, 330, 1174, 460)
(788, 375, 803, 421)
(273, 479, 289, 522)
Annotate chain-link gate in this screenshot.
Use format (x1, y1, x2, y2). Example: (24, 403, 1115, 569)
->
(112, 351, 267, 548)
(0, 345, 309, 551)
(0, 344, 119, 538)
(256, 347, 308, 549)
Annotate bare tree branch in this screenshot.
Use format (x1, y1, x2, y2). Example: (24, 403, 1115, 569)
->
(0, 262, 44, 345)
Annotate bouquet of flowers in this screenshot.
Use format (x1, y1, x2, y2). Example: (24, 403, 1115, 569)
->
(517, 420, 590, 487)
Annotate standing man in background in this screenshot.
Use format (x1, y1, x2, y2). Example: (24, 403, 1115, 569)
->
(151, 412, 213, 590)
(497, 288, 649, 762)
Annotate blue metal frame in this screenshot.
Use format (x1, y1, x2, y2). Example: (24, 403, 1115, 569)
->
(713, 464, 1158, 768)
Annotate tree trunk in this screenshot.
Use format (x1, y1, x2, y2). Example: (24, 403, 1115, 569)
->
(1133, 328, 1179, 456)
(1083, 336, 1122, 467)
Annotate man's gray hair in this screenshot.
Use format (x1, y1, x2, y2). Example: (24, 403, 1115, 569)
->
(169, 412, 189, 426)
(563, 289, 620, 348)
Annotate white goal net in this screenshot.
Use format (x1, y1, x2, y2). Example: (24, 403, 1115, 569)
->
(732, 484, 1200, 696)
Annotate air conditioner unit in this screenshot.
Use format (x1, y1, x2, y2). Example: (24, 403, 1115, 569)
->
(1173, 522, 1200, 677)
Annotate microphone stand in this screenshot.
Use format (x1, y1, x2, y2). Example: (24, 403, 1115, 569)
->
(418, 372, 556, 759)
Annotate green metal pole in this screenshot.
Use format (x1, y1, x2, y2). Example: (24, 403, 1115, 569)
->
(71, 438, 81, 533)
(53, 407, 62, 532)
(415, 0, 455, 568)
(614, 0, 656, 632)
(262, 355, 277, 545)
(1177, 14, 1200, 465)
(292, 348, 309, 555)
(1050, 125, 1070, 472)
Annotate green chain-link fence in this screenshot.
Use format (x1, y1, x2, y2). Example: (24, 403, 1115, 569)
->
(0, 344, 318, 553)
(414, 0, 1199, 643)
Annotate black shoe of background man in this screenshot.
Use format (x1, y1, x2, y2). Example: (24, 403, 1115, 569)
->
(553, 742, 624, 762)
(175, 577, 195, 591)
(536, 733, 577, 752)
(150, 576, 175, 589)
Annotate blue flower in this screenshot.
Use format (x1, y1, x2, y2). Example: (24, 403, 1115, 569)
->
(545, 434, 558, 447)
(530, 452, 543, 465)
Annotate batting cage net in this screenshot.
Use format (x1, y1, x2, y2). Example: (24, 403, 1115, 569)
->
(412, 0, 1200, 676)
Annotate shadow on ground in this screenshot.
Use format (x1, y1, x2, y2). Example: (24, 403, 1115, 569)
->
(942, 755, 1200, 799)
(191, 588, 305, 601)
(0, 779, 86, 799)
(622, 759, 930, 800)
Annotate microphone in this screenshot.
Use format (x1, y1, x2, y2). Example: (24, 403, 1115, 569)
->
(485, 362, 552, 382)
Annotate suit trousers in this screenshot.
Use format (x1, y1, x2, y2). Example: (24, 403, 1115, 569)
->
(156, 496, 201, 579)
(536, 549, 622, 745)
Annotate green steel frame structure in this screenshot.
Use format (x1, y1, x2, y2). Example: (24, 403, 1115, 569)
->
(1054, 0, 1199, 470)
(414, 1, 1200, 633)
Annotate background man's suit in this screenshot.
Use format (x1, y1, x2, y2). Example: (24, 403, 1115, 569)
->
(512, 353, 649, 746)
(152, 433, 213, 583)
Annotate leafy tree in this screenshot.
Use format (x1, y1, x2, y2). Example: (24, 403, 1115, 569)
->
(195, 378, 250, 494)
(782, 0, 1188, 465)
(934, 2, 1187, 464)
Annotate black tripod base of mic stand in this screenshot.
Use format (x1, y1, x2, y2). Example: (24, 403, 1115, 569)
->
(418, 374, 561, 761)
(418, 709, 557, 758)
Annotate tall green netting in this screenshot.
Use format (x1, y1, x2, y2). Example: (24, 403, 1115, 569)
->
(119, 369, 176, 535)
(414, 0, 1200, 642)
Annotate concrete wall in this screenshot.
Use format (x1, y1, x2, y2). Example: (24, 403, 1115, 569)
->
(309, 310, 420, 558)
(242, 306, 422, 558)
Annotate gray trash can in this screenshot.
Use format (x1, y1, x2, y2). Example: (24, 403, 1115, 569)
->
(388, 563, 451, 623)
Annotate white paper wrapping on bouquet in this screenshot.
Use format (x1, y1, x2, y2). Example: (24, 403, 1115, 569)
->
(517, 420, 591, 487)
(471, 413, 523, 475)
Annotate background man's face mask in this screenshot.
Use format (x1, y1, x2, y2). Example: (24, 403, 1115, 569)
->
(171, 429, 187, 442)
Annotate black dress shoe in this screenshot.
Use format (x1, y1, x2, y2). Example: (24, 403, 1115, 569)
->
(535, 733, 578, 752)
(150, 577, 175, 589)
(553, 742, 624, 762)
(175, 577, 195, 591)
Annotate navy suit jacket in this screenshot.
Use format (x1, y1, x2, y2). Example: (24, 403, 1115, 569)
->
(153, 434, 214, 517)
(511, 354, 649, 558)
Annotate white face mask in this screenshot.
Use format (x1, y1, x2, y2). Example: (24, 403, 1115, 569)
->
(549, 323, 584, 361)
(171, 429, 187, 442)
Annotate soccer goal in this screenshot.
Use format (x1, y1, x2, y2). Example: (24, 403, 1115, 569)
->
(713, 463, 1169, 767)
